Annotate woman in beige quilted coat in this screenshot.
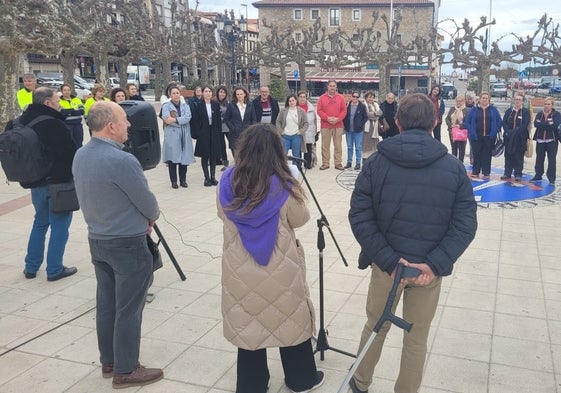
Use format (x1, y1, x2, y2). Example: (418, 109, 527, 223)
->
(217, 123, 324, 393)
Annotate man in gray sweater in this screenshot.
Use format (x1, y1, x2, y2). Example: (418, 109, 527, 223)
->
(72, 101, 162, 389)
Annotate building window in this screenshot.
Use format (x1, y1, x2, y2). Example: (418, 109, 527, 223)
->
(329, 8, 340, 26)
(352, 33, 360, 42)
(295, 32, 302, 42)
(311, 9, 320, 20)
(294, 9, 302, 20)
(352, 9, 361, 21)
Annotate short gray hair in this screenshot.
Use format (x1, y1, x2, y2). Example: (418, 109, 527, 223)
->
(23, 73, 36, 80)
(32, 87, 56, 105)
(87, 102, 114, 132)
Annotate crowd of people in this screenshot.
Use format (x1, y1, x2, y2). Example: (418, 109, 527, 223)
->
(9, 75, 560, 393)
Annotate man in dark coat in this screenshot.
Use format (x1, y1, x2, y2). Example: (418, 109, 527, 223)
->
(252, 85, 280, 124)
(379, 92, 399, 138)
(18, 87, 78, 281)
(347, 93, 477, 393)
(501, 93, 531, 181)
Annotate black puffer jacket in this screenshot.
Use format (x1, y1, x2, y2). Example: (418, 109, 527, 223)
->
(18, 104, 76, 189)
(349, 129, 477, 276)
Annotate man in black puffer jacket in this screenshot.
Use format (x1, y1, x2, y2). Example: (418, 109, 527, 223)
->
(347, 93, 477, 393)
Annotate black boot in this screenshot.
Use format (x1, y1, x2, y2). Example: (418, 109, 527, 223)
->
(202, 164, 212, 187)
(210, 165, 218, 186)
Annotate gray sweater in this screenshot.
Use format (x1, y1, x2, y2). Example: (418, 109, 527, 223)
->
(72, 137, 160, 240)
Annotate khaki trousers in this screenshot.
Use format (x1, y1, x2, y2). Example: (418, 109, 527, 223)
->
(320, 127, 344, 167)
(353, 264, 442, 393)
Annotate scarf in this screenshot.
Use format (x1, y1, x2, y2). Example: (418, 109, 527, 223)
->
(219, 167, 289, 266)
(450, 105, 465, 126)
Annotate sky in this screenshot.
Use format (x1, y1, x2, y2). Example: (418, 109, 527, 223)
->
(204, 0, 560, 73)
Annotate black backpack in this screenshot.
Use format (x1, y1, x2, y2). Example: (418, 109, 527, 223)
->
(0, 115, 53, 183)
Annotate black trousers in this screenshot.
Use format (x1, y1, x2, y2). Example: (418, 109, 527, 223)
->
(534, 141, 558, 182)
(304, 143, 313, 169)
(432, 122, 442, 141)
(236, 338, 318, 393)
(504, 150, 525, 178)
(167, 162, 187, 183)
(471, 136, 493, 176)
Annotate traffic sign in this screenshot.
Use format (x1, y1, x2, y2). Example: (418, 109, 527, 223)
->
(293, 69, 299, 79)
(553, 68, 559, 76)
(518, 70, 527, 78)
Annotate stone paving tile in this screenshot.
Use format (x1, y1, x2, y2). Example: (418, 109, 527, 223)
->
(1, 119, 561, 392)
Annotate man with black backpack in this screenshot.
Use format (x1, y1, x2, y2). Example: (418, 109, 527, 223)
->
(17, 87, 78, 281)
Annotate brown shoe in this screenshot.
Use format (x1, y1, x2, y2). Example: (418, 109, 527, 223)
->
(112, 365, 163, 389)
(335, 164, 345, 170)
(319, 165, 329, 170)
(102, 363, 113, 379)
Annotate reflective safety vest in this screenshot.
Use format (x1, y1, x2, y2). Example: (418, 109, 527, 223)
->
(59, 96, 85, 124)
(17, 88, 33, 111)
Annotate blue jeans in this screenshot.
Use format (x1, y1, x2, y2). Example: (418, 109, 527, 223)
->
(282, 134, 302, 164)
(25, 186, 73, 277)
(346, 131, 364, 164)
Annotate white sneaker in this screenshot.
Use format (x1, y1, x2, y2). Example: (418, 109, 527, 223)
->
(292, 371, 325, 393)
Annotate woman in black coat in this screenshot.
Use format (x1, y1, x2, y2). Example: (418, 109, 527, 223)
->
(192, 85, 225, 187)
(223, 86, 256, 158)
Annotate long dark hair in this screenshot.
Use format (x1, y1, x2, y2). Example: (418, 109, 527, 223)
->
(215, 85, 229, 105)
(227, 124, 306, 213)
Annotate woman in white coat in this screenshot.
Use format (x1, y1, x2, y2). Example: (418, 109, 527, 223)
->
(161, 86, 195, 188)
(362, 91, 383, 162)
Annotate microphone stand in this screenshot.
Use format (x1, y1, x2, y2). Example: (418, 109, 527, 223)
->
(153, 223, 187, 281)
(292, 160, 355, 361)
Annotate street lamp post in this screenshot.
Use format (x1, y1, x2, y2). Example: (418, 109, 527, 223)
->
(216, 14, 247, 89)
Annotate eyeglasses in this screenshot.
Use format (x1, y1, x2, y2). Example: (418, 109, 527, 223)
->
(352, 95, 359, 98)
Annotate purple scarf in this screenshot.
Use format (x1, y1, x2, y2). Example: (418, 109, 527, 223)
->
(219, 167, 289, 266)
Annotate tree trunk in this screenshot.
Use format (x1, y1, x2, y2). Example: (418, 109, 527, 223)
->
(200, 57, 208, 83)
(478, 62, 491, 95)
(94, 49, 109, 91)
(0, 50, 20, 131)
(279, 62, 289, 97)
(117, 59, 128, 88)
(154, 60, 163, 99)
(298, 60, 307, 93)
(60, 50, 77, 91)
(378, 60, 391, 99)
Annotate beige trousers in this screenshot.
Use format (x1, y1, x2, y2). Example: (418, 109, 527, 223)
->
(353, 264, 442, 393)
(320, 127, 344, 167)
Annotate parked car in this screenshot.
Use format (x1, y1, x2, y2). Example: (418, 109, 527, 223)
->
(440, 83, 457, 99)
(549, 85, 561, 94)
(490, 83, 508, 98)
(108, 77, 120, 89)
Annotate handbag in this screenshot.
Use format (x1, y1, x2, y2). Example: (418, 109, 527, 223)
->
(146, 234, 163, 271)
(525, 138, 534, 158)
(451, 127, 468, 142)
(492, 133, 505, 157)
(48, 179, 80, 213)
(378, 118, 390, 134)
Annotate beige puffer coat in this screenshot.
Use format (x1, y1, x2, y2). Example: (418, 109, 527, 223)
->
(217, 194, 315, 351)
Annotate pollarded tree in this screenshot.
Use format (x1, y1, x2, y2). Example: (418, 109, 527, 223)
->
(255, 17, 328, 95)
(510, 14, 560, 67)
(0, 0, 69, 129)
(339, 8, 438, 99)
(437, 16, 540, 94)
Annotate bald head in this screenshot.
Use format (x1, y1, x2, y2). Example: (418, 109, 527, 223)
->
(87, 101, 130, 143)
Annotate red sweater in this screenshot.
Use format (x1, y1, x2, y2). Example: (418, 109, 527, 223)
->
(317, 93, 347, 129)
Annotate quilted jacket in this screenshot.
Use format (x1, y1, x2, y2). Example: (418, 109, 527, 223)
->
(217, 192, 315, 351)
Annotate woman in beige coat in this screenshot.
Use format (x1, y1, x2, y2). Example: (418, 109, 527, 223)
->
(217, 124, 324, 393)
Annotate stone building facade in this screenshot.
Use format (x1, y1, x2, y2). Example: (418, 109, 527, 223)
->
(253, 0, 439, 95)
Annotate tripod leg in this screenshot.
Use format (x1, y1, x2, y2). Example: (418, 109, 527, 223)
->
(153, 223, 187, 281)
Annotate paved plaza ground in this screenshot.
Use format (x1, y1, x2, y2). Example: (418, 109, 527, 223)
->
(0, 101, 560, 393)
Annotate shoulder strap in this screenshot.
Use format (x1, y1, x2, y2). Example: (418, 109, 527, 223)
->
(25, 115, 55, 129)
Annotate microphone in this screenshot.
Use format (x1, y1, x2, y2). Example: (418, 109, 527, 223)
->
(287, 155, 306, 164)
